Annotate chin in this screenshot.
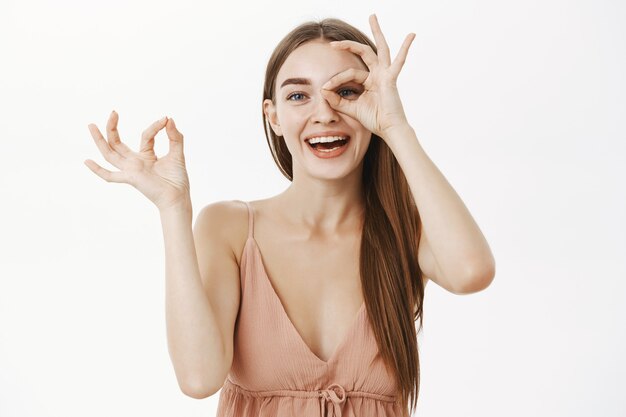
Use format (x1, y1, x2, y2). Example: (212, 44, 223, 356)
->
(306, 162, 361, 182)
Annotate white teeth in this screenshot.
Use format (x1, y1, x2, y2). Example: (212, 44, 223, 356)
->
(307, 135, 348, 144)
(317, 146, 342, 152)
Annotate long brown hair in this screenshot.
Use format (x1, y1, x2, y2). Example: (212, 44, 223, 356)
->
(261, 18, 424, 417)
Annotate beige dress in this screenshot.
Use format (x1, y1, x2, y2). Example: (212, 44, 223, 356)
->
(216, 201, 401, 417)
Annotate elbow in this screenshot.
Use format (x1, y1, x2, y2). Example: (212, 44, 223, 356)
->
(179, 383, 218, 400)
(178, 378, 223, 400)
(454, 260, 496, 295)
(175, 348, 232, 399)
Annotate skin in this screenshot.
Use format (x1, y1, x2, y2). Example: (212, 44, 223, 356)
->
(85, 14, 416, 243)
(261, 14, 417, 236)
(84, 14, 495, 396)
(264, 15, 494, 296)
(262, 39, 374, 235)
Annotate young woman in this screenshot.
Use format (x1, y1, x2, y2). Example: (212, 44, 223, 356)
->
(85, 14, 495, 417)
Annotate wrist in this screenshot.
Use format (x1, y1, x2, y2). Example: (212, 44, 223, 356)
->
(381, 122, 416, 143)
(159, 198, 193, 219)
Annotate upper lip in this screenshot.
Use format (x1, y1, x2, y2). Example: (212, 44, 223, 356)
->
(304, 131, 351, 141)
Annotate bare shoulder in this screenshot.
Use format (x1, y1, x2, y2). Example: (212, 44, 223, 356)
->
(194, 200, 250, 266)
(191, 199, 250, 384)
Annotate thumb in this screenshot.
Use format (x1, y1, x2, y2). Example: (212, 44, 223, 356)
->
(165, 117, 184, 154)
(321, 89, 358, 119)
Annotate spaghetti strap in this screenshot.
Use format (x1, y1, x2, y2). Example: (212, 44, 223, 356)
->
(219, 199, 401, 417)
(242, 200, 254, 239)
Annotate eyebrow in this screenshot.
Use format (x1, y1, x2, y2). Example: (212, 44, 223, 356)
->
(279, 71, 350, 89)
(280, 78, 311, 89)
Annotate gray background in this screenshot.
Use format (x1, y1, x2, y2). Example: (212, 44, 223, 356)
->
(1, 0, 624, 416)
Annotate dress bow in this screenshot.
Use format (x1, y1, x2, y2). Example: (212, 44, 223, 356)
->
(319, 383, 347, 417)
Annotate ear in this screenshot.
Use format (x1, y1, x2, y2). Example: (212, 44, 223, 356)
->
(263, 99, 282, 137)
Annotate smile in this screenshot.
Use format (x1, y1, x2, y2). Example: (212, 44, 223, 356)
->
(305, 135, 350, 158)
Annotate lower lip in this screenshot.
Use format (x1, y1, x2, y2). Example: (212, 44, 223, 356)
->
(306, 138, 350, 159)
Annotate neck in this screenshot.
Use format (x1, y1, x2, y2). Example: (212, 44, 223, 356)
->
(278, 165, 366, 238)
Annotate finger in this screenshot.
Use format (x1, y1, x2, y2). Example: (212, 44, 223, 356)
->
(106, 110, 133, 157)
(140, 116, 168, 153)
(390, 33, 416, 78)
(329, 40, 378, 70)
(369, 14, 391, 67)
(320, 89, 358, 120)
(84, 159, 127, 183)
(322, 68, 369, 91)
(165, 117, 184, 156)
(88, 123, 125, 168)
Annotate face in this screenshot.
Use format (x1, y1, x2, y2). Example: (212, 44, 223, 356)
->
(263, 39, 372, 180)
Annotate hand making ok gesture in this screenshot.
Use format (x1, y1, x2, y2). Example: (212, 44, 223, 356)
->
(85, 111, 191, 212)
(321, 14, 416, 141)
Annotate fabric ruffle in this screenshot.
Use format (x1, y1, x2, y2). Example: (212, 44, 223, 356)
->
(217, 379, 400, 417)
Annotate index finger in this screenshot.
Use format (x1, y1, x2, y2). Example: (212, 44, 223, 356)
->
(330, 40, 378, 70)
(321, 68, 369, 91)
(139, 116, 168, 153)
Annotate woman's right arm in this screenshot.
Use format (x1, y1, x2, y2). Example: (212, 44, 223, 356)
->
(160, 201, 241, 399)
(85, 111, 239, 398)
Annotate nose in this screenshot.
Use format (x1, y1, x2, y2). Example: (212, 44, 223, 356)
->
(311, 95, 339, 124)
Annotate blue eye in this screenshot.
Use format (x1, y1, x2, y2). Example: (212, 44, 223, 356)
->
(287, 88, 360, 102)
(338, 88, 360, 98)
(287, 92, 306, 101)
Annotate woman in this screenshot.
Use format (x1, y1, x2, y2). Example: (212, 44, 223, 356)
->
(85, 14, 495, 417)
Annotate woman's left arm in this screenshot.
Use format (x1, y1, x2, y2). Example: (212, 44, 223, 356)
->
(384, 123, 496, 295)
(322, 14, 495, 294)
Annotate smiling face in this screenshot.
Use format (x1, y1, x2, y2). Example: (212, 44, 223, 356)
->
(263, 39, 372, 181)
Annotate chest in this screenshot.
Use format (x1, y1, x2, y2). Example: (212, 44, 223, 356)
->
(251, 235, 364, 362)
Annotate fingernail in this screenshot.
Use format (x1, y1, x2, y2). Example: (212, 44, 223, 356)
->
(160, 116, 167, 123)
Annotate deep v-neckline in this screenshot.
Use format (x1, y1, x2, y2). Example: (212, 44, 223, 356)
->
(245, 236, 366, 365)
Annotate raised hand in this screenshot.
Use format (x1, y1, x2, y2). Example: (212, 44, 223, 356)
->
(321, 14, 415, 140)
(85, 111, 191, 212)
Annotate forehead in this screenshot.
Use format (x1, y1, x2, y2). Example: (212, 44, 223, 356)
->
(276, 39, 367, 86)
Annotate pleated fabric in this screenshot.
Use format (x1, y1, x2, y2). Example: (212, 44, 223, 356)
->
(216, 200, 402, 417)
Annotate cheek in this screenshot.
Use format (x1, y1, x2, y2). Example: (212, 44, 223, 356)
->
(278, 109, 309, 134)
(276, 105, 297, 122)
(357, 133, 373, 156)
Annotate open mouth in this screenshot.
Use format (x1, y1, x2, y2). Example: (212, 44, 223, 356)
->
(306, 136, 350, 152)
